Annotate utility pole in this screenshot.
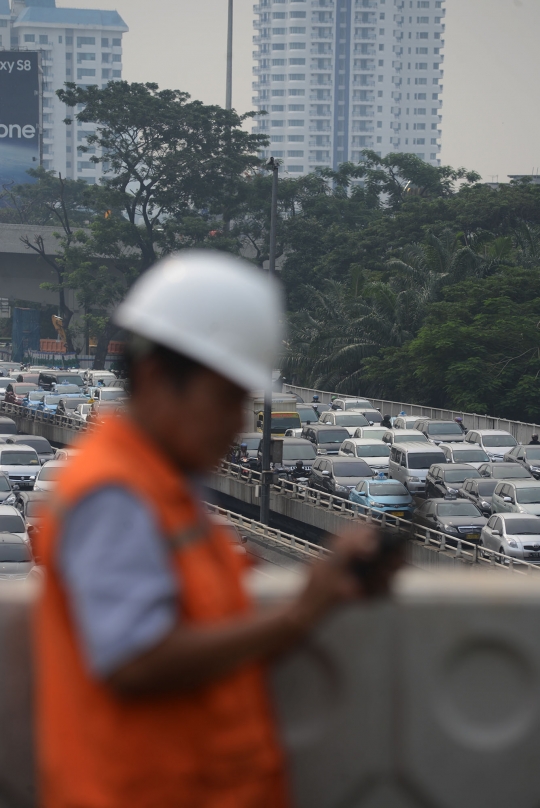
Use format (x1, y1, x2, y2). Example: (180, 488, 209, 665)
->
(260, 158, 280, 525)
(226, 0, 233, 110)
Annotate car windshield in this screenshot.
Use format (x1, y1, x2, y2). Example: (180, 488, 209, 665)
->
(436, 503, 481, 517)
(398, 434, 428, 443)
(0, 544, 31, 562)
(504, 518, 540, 535)
(57, 375, 83, 386)
(360, 430, 386, 440)
(476, 481, 498, 496)
(38, 466, 63, 482)
(55, 385, 80, 394)
(408, 452, 446, 469)
(283, 445, 316, 461)
(344, 401, 372, 410)
(444, 469, 481, 483)
(100, 390, 125, 401)
(13, 385, 36, 395)
(516, 488, 540, 504)
(63, 398, 88, 409)
(26, 502, 43, 517)
(1, 452, 38, 466)
(356, 444, 390, 458)
(0, 478, 10, 492)
(0, 515, 25, 532)
(493, 466, 531, 478)
(333, 461, 371, 477)
(483, 435, 517, 447)
(26, 393, 44, 402)
(0, 380, 11, 389)
(319, 430, 349, 444)
(526, 448, 540, 460)
(369, 483, 408, 497)
(334, 414, 369, 426)
(270, 415, 301, 432)
(452, 450, 489, 463)
(297, 406, 318, 423)
(427, 423, 463, 435)
(43, 396, 61, 405)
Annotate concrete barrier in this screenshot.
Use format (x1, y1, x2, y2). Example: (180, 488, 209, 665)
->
(273, 569, 540, 808)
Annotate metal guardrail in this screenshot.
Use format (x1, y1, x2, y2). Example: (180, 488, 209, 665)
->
(284, 384, 540, 445)
(204, 501, 330, 560)
(0, 401, 91, 432)
(217, 461, 540, 578)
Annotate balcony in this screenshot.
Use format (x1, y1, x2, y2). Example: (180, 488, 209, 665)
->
(351, 125, 374, 133)
(311, 30, 333, 39)
(309, 124, 331, 132)
(353, 78, 375, 87)
(310, 78, 333, 85)
(355, 62, 376, 71)
(354, 31, 376, 40)
(252, 34, 270, 43)
(252, 80, 270, 89)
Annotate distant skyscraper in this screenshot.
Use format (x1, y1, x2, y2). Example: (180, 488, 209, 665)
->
(252, 0, 445, 177)
(1, 0, 128, 184)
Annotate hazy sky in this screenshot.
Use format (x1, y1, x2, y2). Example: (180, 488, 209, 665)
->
(63, 0, 540, 181)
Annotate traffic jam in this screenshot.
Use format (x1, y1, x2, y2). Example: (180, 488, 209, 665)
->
(0, 363, 128, 579)
(231, 391, 540, 565)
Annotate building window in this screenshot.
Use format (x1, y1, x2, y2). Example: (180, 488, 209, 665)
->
(112, 39, 121, 46)
(39, 34, 48, 44)
(289, 89, 305, 96)
(415, 78, 427, 85)
(289, 73, 305, 80)
(288, 134, 304, 141)
(66, 36, 73, 45)
(272, 27, 286, 34)
(272, 74, 285, 81)
(288, 165, 303, 172)
(271, 104, 284, 111)
(417, 31, 429, 38)
(77, 37, 95, 47)
(289, 104, 304, 110)
(0, 20, 6, 27)
(289, 27, 306, 33)
(290, 10, 306, 17)
(112, 71, 121, 78)
(102, 69, 111, 79)
(271, 135, 284, 142)
(78, 53, 96, 62)
(102, 38, 109, 47)
(271, 120, 284, 127)
(112, 54, 121, 62)
(289, 58, 305, 64)
(272, 11, 286, 17)
(272, 59, 285, 65)
(270, 150, 284, 157)
(24, 34, 35, 43)
(271, 89, 285, 96)
(289, 42, 305, 49)
(10, 37, 19, 46)
(77, 69, 96, 79)
(102, 53, 110, 63)
(288, 150, 304, 157)
(272, 43, 285, 50)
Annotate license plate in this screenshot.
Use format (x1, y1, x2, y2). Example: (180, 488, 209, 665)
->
(391, 512, 405, 517)
(527, 552, 540, 559)
(466, 533, 480, 541)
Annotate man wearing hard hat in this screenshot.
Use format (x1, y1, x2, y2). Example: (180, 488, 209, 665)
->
(35, 252, 390, 808)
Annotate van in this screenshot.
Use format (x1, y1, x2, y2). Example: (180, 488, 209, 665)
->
(0, 444, 40, 490)
(301, 424, 350, 456)
(388, 442, 447, 494)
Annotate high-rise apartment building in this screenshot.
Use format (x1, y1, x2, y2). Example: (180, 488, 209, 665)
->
(252, 0, 445, 176)
(1, 0, 128, 183)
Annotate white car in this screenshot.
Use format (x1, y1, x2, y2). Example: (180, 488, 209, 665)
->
(491, 479, 540, 516)
(464, 429, 519, 462)
(439, 443, 491, 469)
(481, 513, 540, 564)
(0, 504, 30, 544)
(352, 426, 387, 441)
(339, 438, 390, 474)
(319, 410, 371, 437)
(33, 460, 67, 493)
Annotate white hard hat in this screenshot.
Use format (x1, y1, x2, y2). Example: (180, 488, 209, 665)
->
(115, 251, 283, 391)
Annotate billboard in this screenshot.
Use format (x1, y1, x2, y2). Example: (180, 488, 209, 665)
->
(0, 52, 40, 189)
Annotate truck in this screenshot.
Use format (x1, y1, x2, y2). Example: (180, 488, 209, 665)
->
(242, 392, 301, 436)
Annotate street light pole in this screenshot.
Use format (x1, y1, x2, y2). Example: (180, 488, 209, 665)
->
(260, 158, 279, 525)
(226, 0, 233, 110)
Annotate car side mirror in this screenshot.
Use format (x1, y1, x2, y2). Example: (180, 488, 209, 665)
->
(492, 529, 500, 536)
(357, 491, 366, 496)
(503, 497, 513, 503)
(322, 470, 330, 477)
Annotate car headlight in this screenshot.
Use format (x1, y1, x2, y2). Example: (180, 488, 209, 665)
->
(508, 540, 518, 548)
(408, 477, 421, 482)
(447, 487, 458, 494)
(335, 484, 349, 493)
(531, 466, 540, 473)
(440, 524, 459, 535)
(4, 495, 15, 505)
(372, 502, 388, 508)
(480, 501, 490, 509)
(318, 449, 327, 455)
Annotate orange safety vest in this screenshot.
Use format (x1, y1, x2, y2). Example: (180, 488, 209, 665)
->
(35, 416, 290, 808)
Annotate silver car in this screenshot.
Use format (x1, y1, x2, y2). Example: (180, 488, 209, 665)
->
(491, 480, 540, 516)
(481, 513, 540, 563)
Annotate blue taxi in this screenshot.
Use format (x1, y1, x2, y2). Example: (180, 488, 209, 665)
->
(349, 474, 415, 519)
